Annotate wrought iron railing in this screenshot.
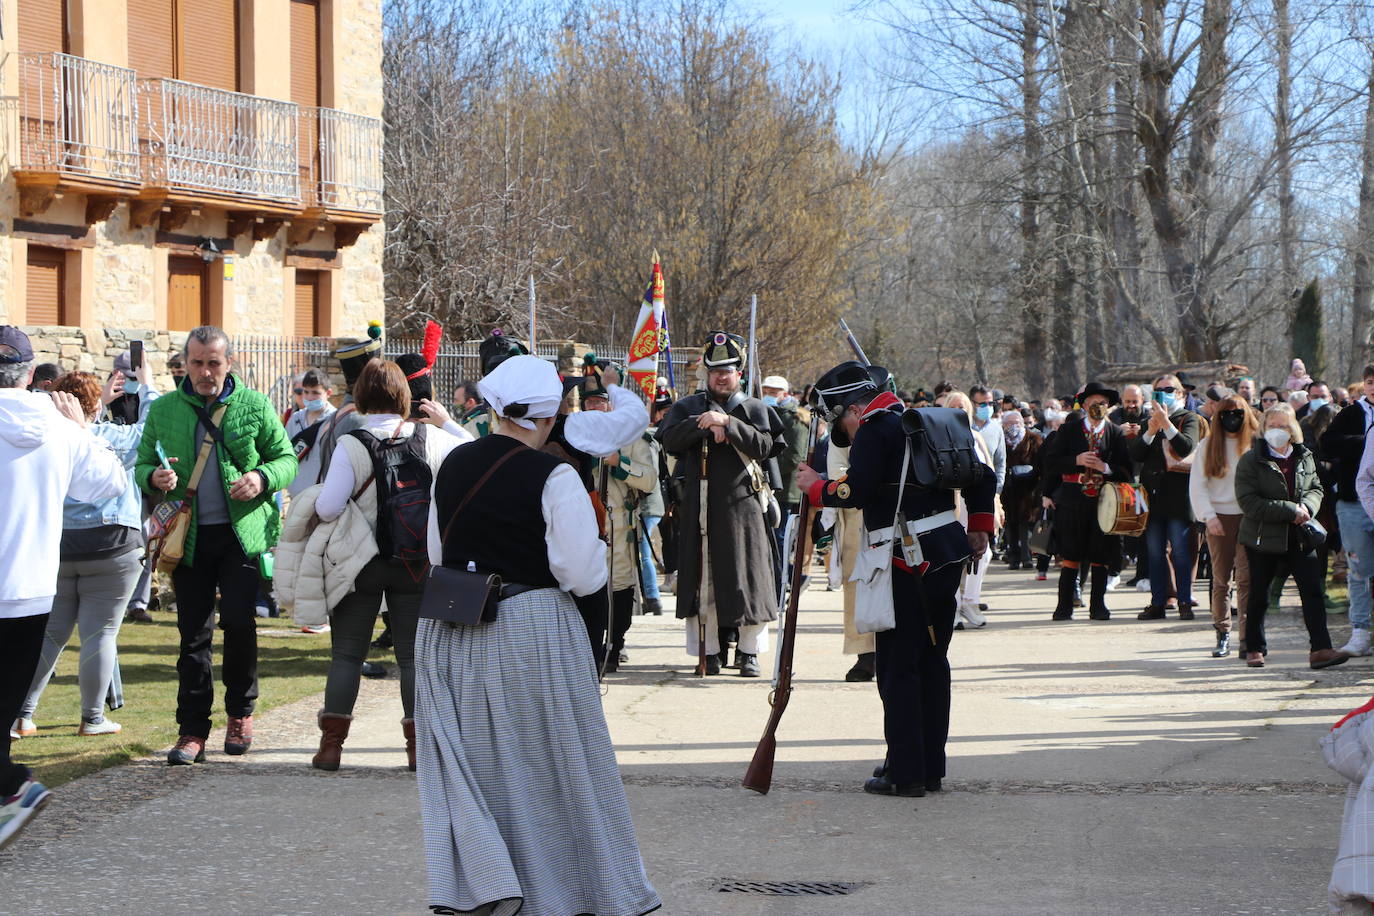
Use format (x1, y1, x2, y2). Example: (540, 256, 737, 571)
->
(139, 79, 299, 203)
(233, 334, 337, 414)
(17, 52, 140, 183)
(306, 107, 383, 214)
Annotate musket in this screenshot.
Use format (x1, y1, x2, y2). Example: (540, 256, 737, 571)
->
(748, 293, 760, 398)
(695, 435, 710, 676)
(838, 318, 869, 366)
(742, 408, 820, 794)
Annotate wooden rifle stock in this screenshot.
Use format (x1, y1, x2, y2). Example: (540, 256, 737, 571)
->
(742, 412, 820, 794)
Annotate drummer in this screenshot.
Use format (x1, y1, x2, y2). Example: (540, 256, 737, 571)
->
(1040, 381, 1133, 621)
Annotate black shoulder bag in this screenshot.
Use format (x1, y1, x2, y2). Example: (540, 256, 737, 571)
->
(900, 407, 986, 490)
(418, 445, 526, 626)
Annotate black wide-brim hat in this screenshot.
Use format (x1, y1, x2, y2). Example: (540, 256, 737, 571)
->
(1076, 380, 1120, 407)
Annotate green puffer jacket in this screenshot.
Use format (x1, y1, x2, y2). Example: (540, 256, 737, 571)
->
(1235, 438, 1322, 555)
(136, 374, 297, 564)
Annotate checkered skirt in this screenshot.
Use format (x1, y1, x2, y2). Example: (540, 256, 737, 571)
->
(415, 588, 661, 916)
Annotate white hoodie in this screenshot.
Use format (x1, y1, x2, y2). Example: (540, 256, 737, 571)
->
(0, 387, 127, 618)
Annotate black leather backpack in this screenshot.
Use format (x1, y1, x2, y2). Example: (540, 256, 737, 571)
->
(900, 407, 986, 491)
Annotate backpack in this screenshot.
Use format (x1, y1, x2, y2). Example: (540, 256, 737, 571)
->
(348, 424, 432, 581)
(899, 407, 986, 491)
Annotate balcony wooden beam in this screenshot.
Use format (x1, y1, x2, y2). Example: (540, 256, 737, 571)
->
(226, 212, 258, 238)
(14, 172, 64, 218)
(253, 218, 287, 241)
(84, 194, 123, 225)
(159, 205, 200, 233)
(129, 191, 170, 230)
(288, 211, 328, 246)
(333, 222, 370, 249)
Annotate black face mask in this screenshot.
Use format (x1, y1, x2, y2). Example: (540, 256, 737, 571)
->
(1220, 413, 1245, 434)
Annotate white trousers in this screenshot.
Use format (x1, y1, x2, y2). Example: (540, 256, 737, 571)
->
(684, 537, 770, 657)
(959, 550, 990, 607)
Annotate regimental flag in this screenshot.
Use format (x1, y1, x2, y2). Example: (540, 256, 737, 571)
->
(627, 252, 668, 400)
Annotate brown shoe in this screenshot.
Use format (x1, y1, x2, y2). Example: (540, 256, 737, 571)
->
(168, 735, 206, 765)
(225, 715, 253, 756)
(1245, 651, 1265, 668)
(402, 718, 416, 772)
(125, 607, 154, 624)
(1310, 649, 1351, 670)
(311, 712, 352, 771)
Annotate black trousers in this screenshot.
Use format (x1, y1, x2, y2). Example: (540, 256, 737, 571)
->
(875, 562, 960, 787)
(1004, 520, 1029, 565)
(1244, 540, 1333, 655)
(610, 587, 634, 655)
(171, 524, 261, 739)
(0, 614, 48, 796)
(575, 589, 609, 669)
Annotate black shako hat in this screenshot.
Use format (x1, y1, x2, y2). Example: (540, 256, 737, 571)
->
(478, 330, 529, 377)
(334, 324, 383, 388)
(394, 353, 433, 404)
(702, 331, 746, 371)
(1076, 380, 1120, 407)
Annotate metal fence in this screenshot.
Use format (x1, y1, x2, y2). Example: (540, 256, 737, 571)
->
(235, 333, 698, 415)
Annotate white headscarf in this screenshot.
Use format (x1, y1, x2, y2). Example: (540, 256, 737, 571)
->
(477, 354, 562, 430)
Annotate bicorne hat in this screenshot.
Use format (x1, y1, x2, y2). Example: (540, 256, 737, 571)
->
(702, 331, 746, 371)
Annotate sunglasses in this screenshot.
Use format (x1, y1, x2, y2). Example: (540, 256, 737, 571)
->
(1261, 396, 1278, 404)
(1220, 409, 1246, 419)
(1155, 386, 1179, 394)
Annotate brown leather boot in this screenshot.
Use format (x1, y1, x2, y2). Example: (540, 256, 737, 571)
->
(402, 717, 416, 772)
(311, 712, 352, 771)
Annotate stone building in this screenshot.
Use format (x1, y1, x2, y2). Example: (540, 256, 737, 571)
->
(1, 0, 384, 338)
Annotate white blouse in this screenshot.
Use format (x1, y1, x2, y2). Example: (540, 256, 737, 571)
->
(426, 460, 608, 597)
(563, 384, 650, 457)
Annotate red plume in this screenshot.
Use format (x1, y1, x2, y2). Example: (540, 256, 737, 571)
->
(421, 320, 442, 369)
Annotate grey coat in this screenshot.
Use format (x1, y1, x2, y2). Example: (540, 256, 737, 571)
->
(658, 391, 784, 628)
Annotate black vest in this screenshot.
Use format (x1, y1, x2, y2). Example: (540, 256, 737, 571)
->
(433, 435, 562, 588)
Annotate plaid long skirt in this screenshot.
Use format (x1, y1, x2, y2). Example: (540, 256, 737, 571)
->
(414, 588, 661, 916)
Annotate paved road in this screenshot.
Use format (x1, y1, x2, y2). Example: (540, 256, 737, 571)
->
(2, 565, 1368, 915)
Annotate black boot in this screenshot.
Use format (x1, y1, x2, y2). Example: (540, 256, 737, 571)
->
(1053, 567, 1076, 620)
(845, 652, 876, 682)
(1088, 566, 1111, 620)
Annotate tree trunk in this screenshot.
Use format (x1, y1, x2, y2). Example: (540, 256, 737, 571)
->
(1274, 0, 1299, 354)
(1352, 60, 1374, 378)
(1020, 0, 1049, 397)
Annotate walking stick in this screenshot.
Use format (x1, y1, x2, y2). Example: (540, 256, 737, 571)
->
(743, 410, 820, 794)
(696, 436, 709, 677)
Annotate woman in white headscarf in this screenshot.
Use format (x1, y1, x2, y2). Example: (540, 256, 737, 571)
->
(417, 355, 660, 916)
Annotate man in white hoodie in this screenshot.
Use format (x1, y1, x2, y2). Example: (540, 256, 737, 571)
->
(0, 327, 126, 852)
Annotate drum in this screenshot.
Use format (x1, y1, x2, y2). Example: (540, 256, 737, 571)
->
(1097, 482, 1149, 537)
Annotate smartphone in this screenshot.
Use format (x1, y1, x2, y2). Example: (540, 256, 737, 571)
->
(154, 440, 172, 471)
(129, 339, 144, 373)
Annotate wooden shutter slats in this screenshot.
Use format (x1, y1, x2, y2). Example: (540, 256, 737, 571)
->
(26, 247, 65, 326)
(20, 0, 66, 54)
(178, 0, 239, 91)
(294, 270, 319, 336)
(290, 0, 319, 108)
(127, 0, 175, 78)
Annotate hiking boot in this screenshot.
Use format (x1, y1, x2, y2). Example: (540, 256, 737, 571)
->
(312, 712, 352, 772)
(168, 735, 206, 766)
(738, 653, 761, 677)
(0, 778, 52, 852)
(225, 716, 253, 756)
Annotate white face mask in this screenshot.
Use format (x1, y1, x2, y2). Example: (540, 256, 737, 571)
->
(1264, 427, 1292, 451)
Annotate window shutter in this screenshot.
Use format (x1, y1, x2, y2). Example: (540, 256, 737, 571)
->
(178, 0, 239, 91)
(19, 0, 66, 54)
(26, 247, 66, 326)
(127, 0, 175, 78)
(290, 0, 319, 108)
(168, 257, 206, 332)
(294, 270, 320, 336)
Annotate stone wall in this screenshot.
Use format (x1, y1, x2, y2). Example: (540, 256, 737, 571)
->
(23, 326, 184, 393)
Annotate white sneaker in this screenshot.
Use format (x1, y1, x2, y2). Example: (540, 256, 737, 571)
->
(300, 623, 331, 635)
(1339, 628, 1373, 657)
(10, 718, 35, 740)
(958, 602, 988, 628)
(1106, 574, 1121, 591)
(1135, 578, 1151, 593)
(0, 778, 52, 852)
(78, 718, 122, 736)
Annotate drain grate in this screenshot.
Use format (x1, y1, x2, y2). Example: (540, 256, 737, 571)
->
(714, 880, 865, 896)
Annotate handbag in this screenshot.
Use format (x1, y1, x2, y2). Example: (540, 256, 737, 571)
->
(851, 441, 912, 635)
(418, 444, 526, 626)
(1296, 518, 1327, 555)
(1028, 508, 1053, 557)
(147, 406, 225, 575)
(900, 407, 986, 490)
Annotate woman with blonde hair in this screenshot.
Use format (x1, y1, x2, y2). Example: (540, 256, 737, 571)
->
(1189, 394, 1258, 658)
(1235, 403, 1348, 669)
(945, 391, 993, 628)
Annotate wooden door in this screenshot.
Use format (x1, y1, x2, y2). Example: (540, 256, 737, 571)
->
(168, 256, 207, 332)
(26, 247, 66, 325)
(294, 270, 320, 336)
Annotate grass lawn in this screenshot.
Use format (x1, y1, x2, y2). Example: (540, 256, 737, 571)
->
(11, 615, 337, 787)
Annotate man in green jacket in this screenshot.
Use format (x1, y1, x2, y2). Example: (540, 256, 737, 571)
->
(136, 326, 297, 765)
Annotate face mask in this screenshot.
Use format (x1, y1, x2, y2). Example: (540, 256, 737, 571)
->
(122, 379, 140, 395)
(762, 395, 778, 406)
(303, 397, 327, 412)
(1004, 425, 1025, 447)
(1153, 392, 1176, 410)
(780, 395, 798, 409)
(974, 403, 993, 422)
(1086, 403, 1109, 422)
(1265, 428, 1292, 450)
(1219, 413, 1245, 434)
(1308, 398, 1328, 412)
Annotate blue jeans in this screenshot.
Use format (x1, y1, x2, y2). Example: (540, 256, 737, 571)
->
(1147, 513, 1195, 607)
(639, 516, 661, 600)
(1336, 500, 1374, 630)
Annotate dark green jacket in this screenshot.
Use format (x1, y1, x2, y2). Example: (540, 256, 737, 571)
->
(136, 374, 297, 564)
(774, 401, 809, 506)
(1127, 407, 1200, 520)
(1235, 438, 1322, 555)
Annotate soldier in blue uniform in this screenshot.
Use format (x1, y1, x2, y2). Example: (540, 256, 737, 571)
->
(797, 361, 995, 797)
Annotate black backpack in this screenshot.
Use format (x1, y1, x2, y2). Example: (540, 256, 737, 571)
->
(349, 424, 433, 581)
(899, 407, 986, 491)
